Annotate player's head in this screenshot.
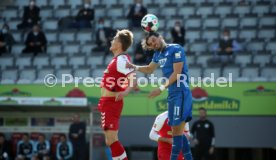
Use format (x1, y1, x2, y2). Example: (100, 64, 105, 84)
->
(22, 133, 30, 142)
(222, 28, 231, 39)
(60, 134, 67, 142)
(0, 133, 5, 144)
(110, 29, 133, 53)
(38, 134, 45, 142)
(142, 32, 165, 51)
(199, 107, 207, 120)
(72, 114, 80, 123)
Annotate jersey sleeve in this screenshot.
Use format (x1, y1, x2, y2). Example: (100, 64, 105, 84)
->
(172, 45, 185, 63)
(152, 112, 167, 132)
(117, 55, 135, 75)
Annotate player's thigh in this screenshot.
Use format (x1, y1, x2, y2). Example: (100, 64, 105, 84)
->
(158, 151, 171, 160)
(171, 121, 186, 136)
(104, 130, 118, 145)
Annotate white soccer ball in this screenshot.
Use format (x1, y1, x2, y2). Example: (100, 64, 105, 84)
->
(141, 14, 159, 32)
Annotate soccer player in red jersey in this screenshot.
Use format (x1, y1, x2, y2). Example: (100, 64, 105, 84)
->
(149, 111, 190, 160)
(98, 29, 137, 160)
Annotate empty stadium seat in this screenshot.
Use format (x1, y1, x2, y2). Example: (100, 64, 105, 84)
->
(43, 18, 58, 30)
(87, 56, 103, 68)
(189, 41, 208, 54)
(9, 18, 21, 30)
(81, 43, 96, 55)
(161, 5, 177, 18)
(240, 15, 258, 28)
(202, 29, 219, 42)
(47, 43, 62, 56)
(0, 69, 18, 84)
(252, 3, 270, 16)
(261, 65, 276, 80)
(203, 67, 221, 80)
(59, 31, 76, 44)
(67, 0, 83, 9)
(40, 6, 54, 19)
(186, 55, 195, 67)
(15, 55, 32, 69)
(45, 30, 58, 42)
(17, 68, 36, 84)
(222, 65, 240, 81)
(2, 7, 18, 20)
(63, 42, 80, 55)
(215, 5, 232, 17)
(265, 40, 276, 54)
(112, 18, 129, 29)
(33, 55, 50, 69)
(49, 0, 65, 8)
(196, 4, 214, 18)
(107, 7, 124, 19)
(239, 27, 257, 41)
(74, 67, 91, 78)
(56, 67, 73, 82)
(178, 4, 195, 18)
(185, 16, 202, 29)
(235, 53, 252, 67)
(259, 15, 276, 27)
(241, 65, 259, 79)
(92, 67, 105, 78)
(221, 15, 239, 28)
(0, 56, 14, 70)
(12, 44, 25, 55)
(34, 67, 54, 83)
(258, 27, 275, 40)
(203, 16, 220, 29)
(246, 40, 265, 53)
(185, 28, 201, 43)
(69, 55, 85, 69)
(51, 55, 67, 69)
(233, 5, 251, 17)
(76, 31, 93, 44)
(54, 6, 71, 18)
(196, 54, 212, 67)
(189, 65, 202, 81)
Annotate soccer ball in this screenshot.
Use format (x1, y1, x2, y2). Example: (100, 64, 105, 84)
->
(141, 14, 159, 32)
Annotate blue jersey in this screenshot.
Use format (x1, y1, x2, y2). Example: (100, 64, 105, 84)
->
(152, 44, 189, 93)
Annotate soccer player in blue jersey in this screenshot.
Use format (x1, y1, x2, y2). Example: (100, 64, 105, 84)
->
(127, 32, 193, 160)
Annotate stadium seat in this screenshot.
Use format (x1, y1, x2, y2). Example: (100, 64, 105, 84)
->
(12, 44, 25, 55)
(265, 40, 276, 54)
(161, 5, 177, 18)
(178, 4, 196, 18)
(196, 54, 212, 67)
(113, 18, 129, 29)
(241, 65, 259, 79)
(246, 40, 265, 53)
(259, 15, 276, 27)
(239, 27, 257, 41)
(69, 55, 85, 69)
(14, 0, 28, 8)
(49, 0, 65, 8)
(235, 53, 252, 67)
(92, 67, 105, 78)
(261, 65, 276, 80)
(33, 55, 50, 69)
(185, 16, 202, 29)
(233, 5, 251, 17)
(189, 65, 202, 81)
(59, 31, 76, 44)
(147, 5, 159, 16)
(190, 41, 208, 54)
(107, 6, 124, 19)
(185, 28, 201, 43)
(63, 42, 80, 55)
(203, 15, 220, 29)
(222, 65, 240, 81)
(34, 67, 54, 83)
(81, 43, 96, 55)
(45, 30, 58, 42)
(40, 6, 54, 19)
(43, 18, 58, 30)
(74, 67, 91, 78)
(67, 0, 82, 9)
(9, 18, 21, 30)
(196, 4, 213, 18)
(215, 5, 232, 17)
(76, 31, 93, 45)
(51, 55, 67, 69)
(17, 68, 36, 84)
(0, 56, 14, 70)
(104, 56, 113, 66)
(15, 55, 32, 69)
(258, 27, 275, 40)
(186, 54, 195, 67)
(203, 66, 221, 80)
(0, 69, 18, 84)
(221, 15, 239, 28)
(2, 7, 18, 20)
(94, 7, 106, 19)
(87, 56, 103, 68)
(202, 29, 219, 42)
(47, 43, 62, 56)
(56, 67, 73, 82)
(12, 30, 23, 43)
(54, 6, 71, 19)
(240, 15, 258, 28)
(36, 0, 48, 6)
(252, 3, 270, 16)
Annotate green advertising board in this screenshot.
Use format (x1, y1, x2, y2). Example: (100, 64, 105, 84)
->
(0, 82, 276, 116)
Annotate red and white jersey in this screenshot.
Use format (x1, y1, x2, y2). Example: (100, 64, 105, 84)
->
(100, 54, 134, 92)
(153, 111, 190, 151)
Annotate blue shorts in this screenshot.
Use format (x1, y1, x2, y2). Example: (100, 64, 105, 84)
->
(167, 90, 192, 126)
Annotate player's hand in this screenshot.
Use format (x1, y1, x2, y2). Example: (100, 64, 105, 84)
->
(115, 91, 129, 101)
(166, 138, 173, 144)
(209, 147, 215, 155)
(148, 88, 161, 98)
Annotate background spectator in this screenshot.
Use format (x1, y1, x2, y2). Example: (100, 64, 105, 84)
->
(211, 28, 241, 65)
(191, 107, 215, 160)
(127, 0, 147, 28)
(33, 134, 50, 160)
(93, 18, 116, 64)
(0, 24, 15, 55)
(171, 20, 185, 46)
(56, 134, 73, 160)
(0, 133, 10, 160)
(22, 24, 47, 56)
(69, 114, 86, 160)
(16, 133, 35, 160)
(133, 41, 147, 65)
(17, 0, 40, 30)
(71, 0, 94, 29)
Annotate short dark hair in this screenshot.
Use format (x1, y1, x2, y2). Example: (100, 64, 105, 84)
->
(199, 107, 206, 112)
(116, 29, 133, 52)
(223, 28, 230, 34)
(0, 133, 5, 138)
(23, 133, 29, 137)
(141, 32, 160, 50)
(60, 134, 66, 139)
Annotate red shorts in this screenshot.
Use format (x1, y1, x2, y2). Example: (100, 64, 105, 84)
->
(98, 97, 123, 130)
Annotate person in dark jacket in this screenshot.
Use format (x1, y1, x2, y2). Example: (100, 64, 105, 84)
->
(69, 114, 86, 160)
(33, 134, 51, 160)
(72, 0, 94, 29)
(17, 0, 41, 30)
(171, 21, 185, 46)
(0, 24, 15, 55)
(0, 133, 10, 160)
(191, 107, 215, 160)
(127, 0, 147, 28)
(22, 24, 47, 56)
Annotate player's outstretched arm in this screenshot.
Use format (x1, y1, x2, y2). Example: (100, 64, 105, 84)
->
(126, 62, 158, 74)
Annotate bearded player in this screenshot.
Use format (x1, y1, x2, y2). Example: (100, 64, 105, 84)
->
(149, 111, 190, 160)
(98, 29, 137, 160)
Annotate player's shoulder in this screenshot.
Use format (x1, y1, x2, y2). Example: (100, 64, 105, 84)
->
(117, 54, 130, 61)
(156, 111, 168, 121)
(167, 44, 183, 50)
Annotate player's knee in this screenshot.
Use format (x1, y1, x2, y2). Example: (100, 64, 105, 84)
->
(105, 134, 118, 146)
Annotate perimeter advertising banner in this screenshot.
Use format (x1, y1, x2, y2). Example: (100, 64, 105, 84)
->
(0, 82, 276, 116)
